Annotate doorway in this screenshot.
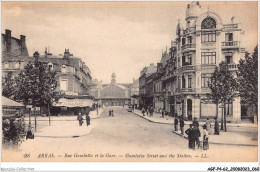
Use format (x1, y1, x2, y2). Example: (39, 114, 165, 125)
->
(187, 99, 192, 120)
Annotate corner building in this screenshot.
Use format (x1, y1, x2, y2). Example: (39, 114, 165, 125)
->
(165, 2, 245, 122)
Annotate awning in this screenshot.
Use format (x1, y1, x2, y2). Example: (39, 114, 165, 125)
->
(2, 96, 24, 108)
(53, 98, 93, 107)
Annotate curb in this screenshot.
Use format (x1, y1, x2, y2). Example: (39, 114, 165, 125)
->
(34, 127, 94, 138)
(132, 112, 258, 147)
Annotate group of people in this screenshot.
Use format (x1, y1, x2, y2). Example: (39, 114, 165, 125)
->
(183, 117, 220, 150)
(109, 109, 114, 117)
(141, 106, 154, 117)
(77, 113, 90, 126)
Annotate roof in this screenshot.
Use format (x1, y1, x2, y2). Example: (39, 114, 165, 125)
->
(2, 96, 24, 107)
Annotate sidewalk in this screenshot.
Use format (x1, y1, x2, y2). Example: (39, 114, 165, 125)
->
(132, 109, 258, 146)
(27, 108, 104, 138)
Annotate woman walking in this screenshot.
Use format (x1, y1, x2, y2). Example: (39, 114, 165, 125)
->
(205, 117, 211, 135)
(202, 124, 209, 150)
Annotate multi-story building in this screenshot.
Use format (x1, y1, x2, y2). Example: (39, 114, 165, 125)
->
(139, 2, 245, 123)
(2, 30, 93, 115)
(139, 63, 157, 108)
(165, 2, 245, 122)
(130, 78, 139, 107)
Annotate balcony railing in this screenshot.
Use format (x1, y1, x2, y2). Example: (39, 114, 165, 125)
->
(222, 41, 240, 47)
(176, 88, 196, 93)
(178, 65, 195, 72)
(228, 64, 238, 70)
(181, 43, 195, 50)
(201, 64, 216, 70)
(223, 24, 238, 29)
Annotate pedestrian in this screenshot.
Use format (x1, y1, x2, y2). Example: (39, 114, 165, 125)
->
(180, 117, 185, 136)
(86, 115, 90, 126)
(165, 111, 168, 120)
(205, 117, 211, 135)
(202, 124, 209, 150)
(150, 107, 153, 117)
(193, 125, 201, 149)
(161, 108, 165, 118)
(193, 117, 199, 128)
(111, 109, 114, 117)
(108, 110, 111, 116)
(185, 124, 195, 149)
(77, 113, 83, 126)
(26, 126, 34, 140)
(146, 106, 149, 116)
(214, 117, 220, 135)
(142, 107, 145, 116)
(174, 117, 179, 131)
(132, 104, 135, 112)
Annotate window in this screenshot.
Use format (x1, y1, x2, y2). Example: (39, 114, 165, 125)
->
(182, 56, 186, 66)
(15, 62, 20, 69)
(178, 77, 181, 89)
(187, 54, 192, 65)
(188, 36, 192, 44)
(201, 17, 216, 29)
(201, 52, 216, 64)
(60, 79, 68, 91)
(225, 33, 233, 42)
(201, 31, 216, 42)
(225, 52, 233, 64)
(61, 65, 66, 73)
(178, 57, 180, 67)
(4, 62, 9, 69)
(182, 38, 186, 45)
(201, 74, 212, 88)
(182, 75, 186, 88)
(188, 75, 192, 88)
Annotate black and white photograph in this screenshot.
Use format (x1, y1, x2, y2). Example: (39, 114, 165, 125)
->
(0, 0, 258, 169)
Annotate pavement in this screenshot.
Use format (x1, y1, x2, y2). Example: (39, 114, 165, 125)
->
(3, 107, 258, 162)
(25, 108, 103, 138)
(131, 108, 258, 146)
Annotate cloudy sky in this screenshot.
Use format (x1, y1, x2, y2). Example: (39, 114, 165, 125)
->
(2, 1, 258, 83)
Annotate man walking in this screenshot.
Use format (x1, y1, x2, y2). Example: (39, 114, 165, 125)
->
(194, 125, 201, 149)
(180, 117, 184, 135)
(174, 117, 179, 131)
(77, 113, 83, 126)
(86, 114, 90, 126)
(193, 117, 199, 128)
(185, 124, 195, 149)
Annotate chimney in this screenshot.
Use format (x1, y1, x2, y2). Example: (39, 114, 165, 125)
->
(20, 35, 26, 44)
(5, 29, 11, 53)
(20, 35, 26, 55)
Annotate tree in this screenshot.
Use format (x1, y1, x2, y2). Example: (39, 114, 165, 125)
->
(2, 72, 16, 99)
(15, 56, 58, 127)
(209, 61, 238, 132)
(237, 45, 258, 118)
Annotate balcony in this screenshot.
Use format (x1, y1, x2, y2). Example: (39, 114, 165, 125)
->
(227, 64, 238, 71)
(178, 65, 195, 73)
(223, 24, 238, 29)
(176, 88, 196, 93)
(201, 64, 216, 70)
(222, 41, 240, 49)
(181, 43, 195, 50)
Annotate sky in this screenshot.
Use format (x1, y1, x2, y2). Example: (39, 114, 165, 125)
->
(2, 1, 258, 83)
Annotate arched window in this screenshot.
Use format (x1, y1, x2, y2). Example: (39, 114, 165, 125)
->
(201, 17, 216, 29)
(61, 65, 66, 73)
(48, 62, 53, 71)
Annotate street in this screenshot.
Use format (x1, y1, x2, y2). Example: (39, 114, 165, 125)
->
(2, 107, 257, 162)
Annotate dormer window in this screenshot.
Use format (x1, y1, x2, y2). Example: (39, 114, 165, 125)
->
(61, 65, 66, 73)
(4, 62, 9, 69)
(48, 62, 53, 71)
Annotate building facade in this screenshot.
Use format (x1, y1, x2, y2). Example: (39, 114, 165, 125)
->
(139, 2, 245, 123)
(95, 73, 131, 106)
(2, 30, 93, 115)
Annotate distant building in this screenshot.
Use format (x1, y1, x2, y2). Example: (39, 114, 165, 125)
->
(95, 73, 131, 106)
(130, 78, 139, 107)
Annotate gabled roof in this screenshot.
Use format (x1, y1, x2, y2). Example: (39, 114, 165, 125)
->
(2, 96, 24, 107)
